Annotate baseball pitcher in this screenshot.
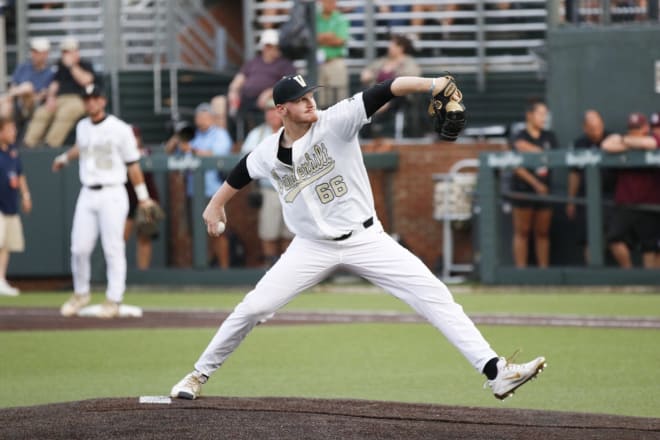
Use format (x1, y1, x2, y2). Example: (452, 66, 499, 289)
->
(171, 75, 546, 400)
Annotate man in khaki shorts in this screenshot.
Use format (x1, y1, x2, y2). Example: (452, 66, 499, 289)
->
(23, 36, 94, 148)
(0, 118, 32, 296)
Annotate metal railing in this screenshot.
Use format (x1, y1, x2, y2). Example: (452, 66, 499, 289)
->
(248, 0, 549, 78)
(14, 0, 238, 118)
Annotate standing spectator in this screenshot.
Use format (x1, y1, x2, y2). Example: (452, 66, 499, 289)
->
(566, 110, 615, 263)
(240, 99, 292, 267)
(601, 112, 660, 269)
(166, 104, 233, 268)
(223, 29, 296, 139)
(0, 118, 32, 296)
(124, 126, 161, 270)
(23, 36, 95, 148)
(359, 34, 420, 138)
(52, 83, 157, 318)
(316, 0, 349, 109)
(510, 99, 558, 268)
(0, 38, 54, 123)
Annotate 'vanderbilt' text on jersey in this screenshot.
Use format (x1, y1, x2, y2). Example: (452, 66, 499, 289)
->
(246, 94, 375, 240)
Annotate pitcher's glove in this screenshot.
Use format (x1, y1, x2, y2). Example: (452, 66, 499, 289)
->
(136, 201, 166, 237)
(427, 74, 467, 141)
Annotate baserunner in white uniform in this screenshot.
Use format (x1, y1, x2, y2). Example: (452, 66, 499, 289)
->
(171, 75, 547, 400)
(52, 82, 156, 318)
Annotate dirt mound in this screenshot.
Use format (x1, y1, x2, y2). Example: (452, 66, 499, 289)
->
(1, 397, 658, 439)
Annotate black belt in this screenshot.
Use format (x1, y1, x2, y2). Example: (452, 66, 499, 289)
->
(87, 184, 104, 190)
(332, 217, 374, 241)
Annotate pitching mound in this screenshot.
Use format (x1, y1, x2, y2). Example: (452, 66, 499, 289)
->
(1, 397, 658, 440)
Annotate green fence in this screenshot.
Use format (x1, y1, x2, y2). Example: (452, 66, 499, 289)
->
(477, 148, 660, 285)
(9, 149, 398, 286)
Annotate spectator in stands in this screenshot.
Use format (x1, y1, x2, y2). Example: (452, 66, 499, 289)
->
(124, 126, 160, 270)
(566, 110, 615, 263)
(165, 103, 233, 268)
(23, 36, 94, 148)
(240, 99, 293, 267)
(510, 99, 558, 268)
(0, 38, 54, 125)
(0, 117, 32, 296)
(359, 34, 420, 138)
(316, 0, 349, 109)
(601, 112, 660, 269)
(224, 29, 296, 140)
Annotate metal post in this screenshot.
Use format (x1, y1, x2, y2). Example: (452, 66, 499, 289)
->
(167, 0, 179, 121)
(649, 0, 659, 20)
(601, 0, 611, 25)
(302, 0, 318, 85)
(547, 0, 563, 28)
(476, 158, 499, 283)
(585, 166, 604, 267)
(102, 1, 121, 116)
(154, 0, 163, 114)
(15, 0, 27, 65)
(243, 0, 255, 58)
(364, 0, 376, 64)
(192, 169, 207, 269)
(475, 0, 486, 93)
(0, 4, 6, 94)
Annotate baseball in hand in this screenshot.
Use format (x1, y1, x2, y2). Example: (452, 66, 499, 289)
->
(215, 221, 226, 235)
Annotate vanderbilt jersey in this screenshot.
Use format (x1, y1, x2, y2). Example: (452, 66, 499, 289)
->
(75, 115, 140, 187)
(246, 93, 375, 240)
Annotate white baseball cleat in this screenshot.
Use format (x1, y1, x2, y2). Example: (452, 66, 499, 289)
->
(170, 371, 207, 400)
(486, 355, 546, 400)
(60, 293, 91, 317)
(0, 279, 19, 296)
(97, 300, 120, 319)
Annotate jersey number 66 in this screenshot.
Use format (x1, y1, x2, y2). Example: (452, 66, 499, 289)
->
(315, 175, 348, 204)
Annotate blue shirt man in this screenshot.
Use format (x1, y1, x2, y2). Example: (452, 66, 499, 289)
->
(187, 103, 233, 198)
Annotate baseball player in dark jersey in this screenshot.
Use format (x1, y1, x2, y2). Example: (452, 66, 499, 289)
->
(171, 75, 546, 401)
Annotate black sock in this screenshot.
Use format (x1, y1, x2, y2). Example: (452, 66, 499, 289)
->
(482, 357, 499, 380)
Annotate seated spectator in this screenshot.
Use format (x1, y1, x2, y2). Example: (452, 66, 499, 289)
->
(124, 126, 160, 270)
(165, 104, 233, 268)
(509, 99, 558, 268)
(23, 36, 94, 148)
(360, 34, 420, 138)
(566, 110, 615, 263)
(240, 99, 292, 267)
(0, 117, 32, 296)
(316, 0, 350, 109)
(601, 112, 660, 269)
(225, 29, 296, 140)
(0, 38, 54, 124)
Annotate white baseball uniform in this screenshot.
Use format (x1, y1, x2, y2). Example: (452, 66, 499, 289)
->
(193, 93, 498, 377)
(70, 115, 140, 303)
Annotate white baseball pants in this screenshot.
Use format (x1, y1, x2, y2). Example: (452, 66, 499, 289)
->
(70, 185, 128, 303)
(194, 221, 497, 376)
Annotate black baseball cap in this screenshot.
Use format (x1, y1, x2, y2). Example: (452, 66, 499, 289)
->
(272, 75, 321, 105)
(82, 82, 105, 99)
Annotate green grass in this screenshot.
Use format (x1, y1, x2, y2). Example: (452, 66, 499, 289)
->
(1, 323, 659, 417)
(1, 287, 659, 417)
(2, 289, 660, 317)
